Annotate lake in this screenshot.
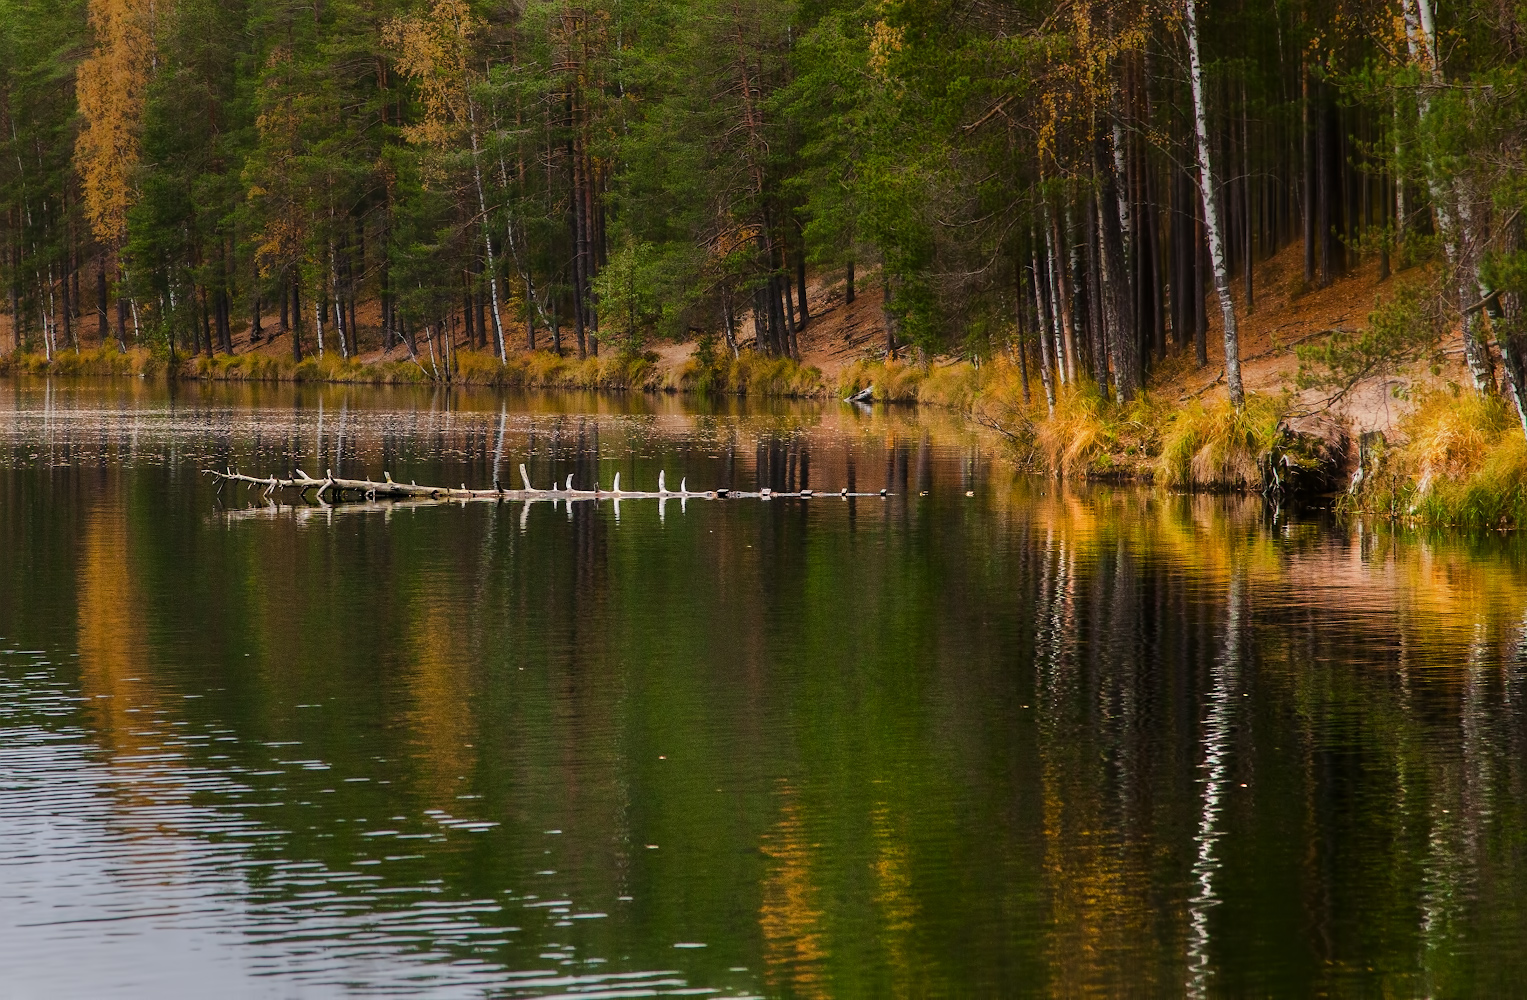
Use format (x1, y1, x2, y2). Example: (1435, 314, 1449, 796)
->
(2, 377, 1526, 997)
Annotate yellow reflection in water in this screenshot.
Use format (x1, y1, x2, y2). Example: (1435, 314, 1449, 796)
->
(76, 501, 160, 757)
(759, 782, 830, 1000)
(404, 579, 479, 806)
(871, 799, 924, 998)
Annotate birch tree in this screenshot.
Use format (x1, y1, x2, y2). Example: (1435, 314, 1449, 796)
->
(1184, 0, 1244, 410)
(386, 0, 507, 361)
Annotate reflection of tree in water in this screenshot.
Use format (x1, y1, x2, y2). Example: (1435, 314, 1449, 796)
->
(77, 498, 161, 761)
(759, 781, 830, 1000)
(1186, 572, 1244, 999)
(76, 494, 193, 846)
(870, 797, 927, 999)
(755, 433, 810, 493)
(404, 578, 480, 807)
(1034, 535, 1159, 996)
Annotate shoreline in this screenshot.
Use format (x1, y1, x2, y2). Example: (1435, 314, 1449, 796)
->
(6, 344, 1525, 529)
(0, 344, 828, 398)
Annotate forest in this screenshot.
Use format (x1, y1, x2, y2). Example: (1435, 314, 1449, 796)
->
(3, 0, 1527, 424)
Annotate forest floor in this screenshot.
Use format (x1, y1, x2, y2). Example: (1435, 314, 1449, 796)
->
(0, 240, 1441, 421)
(3, 241, 1489, 506)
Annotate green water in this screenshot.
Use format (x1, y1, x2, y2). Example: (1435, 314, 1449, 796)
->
(2, 377, 1526, 997)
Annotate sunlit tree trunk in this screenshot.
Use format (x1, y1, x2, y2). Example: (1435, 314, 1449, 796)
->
(467, 108, 507, 362)
(1031, 247, 1057, 415)
(1402, 0, 1496, 394)
(1045, 205, 1077, 385)
(1014, 255, 1033, 407)
(1184, 0, 1245, 409)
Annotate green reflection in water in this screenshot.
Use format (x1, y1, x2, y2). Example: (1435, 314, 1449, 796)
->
(0, 377, 1526, 997)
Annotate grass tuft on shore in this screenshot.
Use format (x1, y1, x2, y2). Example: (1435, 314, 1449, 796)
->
(1156, 394, 1287, 490)
(6, 345, 700, 392)
(1, 345, 166, 378)
(678, 349, 824, 396)
(1353, 390, 1527, 528)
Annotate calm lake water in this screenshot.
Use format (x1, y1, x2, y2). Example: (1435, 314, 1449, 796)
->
(2, 377, 1527, 998)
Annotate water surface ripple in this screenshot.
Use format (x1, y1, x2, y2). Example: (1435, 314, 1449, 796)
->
(2, 378, 1526, 997)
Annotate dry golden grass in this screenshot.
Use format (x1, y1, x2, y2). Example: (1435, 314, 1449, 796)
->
(1351, 389, 1527, 528)
(678, 350, 824, 396)
(1155, 394, 1287, 490)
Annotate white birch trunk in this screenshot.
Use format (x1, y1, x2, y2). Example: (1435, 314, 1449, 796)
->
(1184, 0, 1245, 409)
(41, 266, 56, 361)
(467, 101, 507, 362)
(1404, 0, 1496, 392)
(1044, 217, 1073, 384)
(331, 250, 347, 361)
(1031, 251, 1057, 415)
(1112, 120, 1132, 242)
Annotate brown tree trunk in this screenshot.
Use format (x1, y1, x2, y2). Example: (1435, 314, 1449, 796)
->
(291, 277, 303, 363)
(463, 275, 476, 349)
(59, 271, 75, 353)
(1096, 137, 1138, 400)
(1303, 68, 1317, 288)
(1014, 255, 1032, 406)
(1085, 196, 1109, 393)
(475, 265, 488, 351)
(1242, 95, 1254, 312)
(796, 248, 809, 325)
(199, 286, 213, 357)
(115, 267, 128, 352)
(96, 257, 109, 347)
(1195, 208, 1209, 367)
(570, 128, 588, 360)
(218, 286, 233, 355)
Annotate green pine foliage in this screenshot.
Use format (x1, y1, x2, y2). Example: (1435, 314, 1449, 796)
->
(2, 0, 1527, 428)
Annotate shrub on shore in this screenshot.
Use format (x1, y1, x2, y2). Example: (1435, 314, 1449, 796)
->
(5, 345, 686, 392)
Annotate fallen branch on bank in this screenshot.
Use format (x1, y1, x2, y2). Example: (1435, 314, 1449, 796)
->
(202, 465, 890, 505)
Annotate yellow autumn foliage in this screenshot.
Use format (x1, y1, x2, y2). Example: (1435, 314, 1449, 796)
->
(384, 0, 479, 152)
(75, 0, 162, 244)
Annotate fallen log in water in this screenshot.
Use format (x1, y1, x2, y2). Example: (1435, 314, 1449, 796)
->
(202, 465, 891, 505)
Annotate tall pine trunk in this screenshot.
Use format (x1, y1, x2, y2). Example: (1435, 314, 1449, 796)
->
(291, 277, 303, 363)
(1096, 136, 1138, 401)
(96, 257, 108, 347)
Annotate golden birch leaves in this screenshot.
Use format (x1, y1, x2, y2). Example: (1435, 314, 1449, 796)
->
(385, 0, 479, 153)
